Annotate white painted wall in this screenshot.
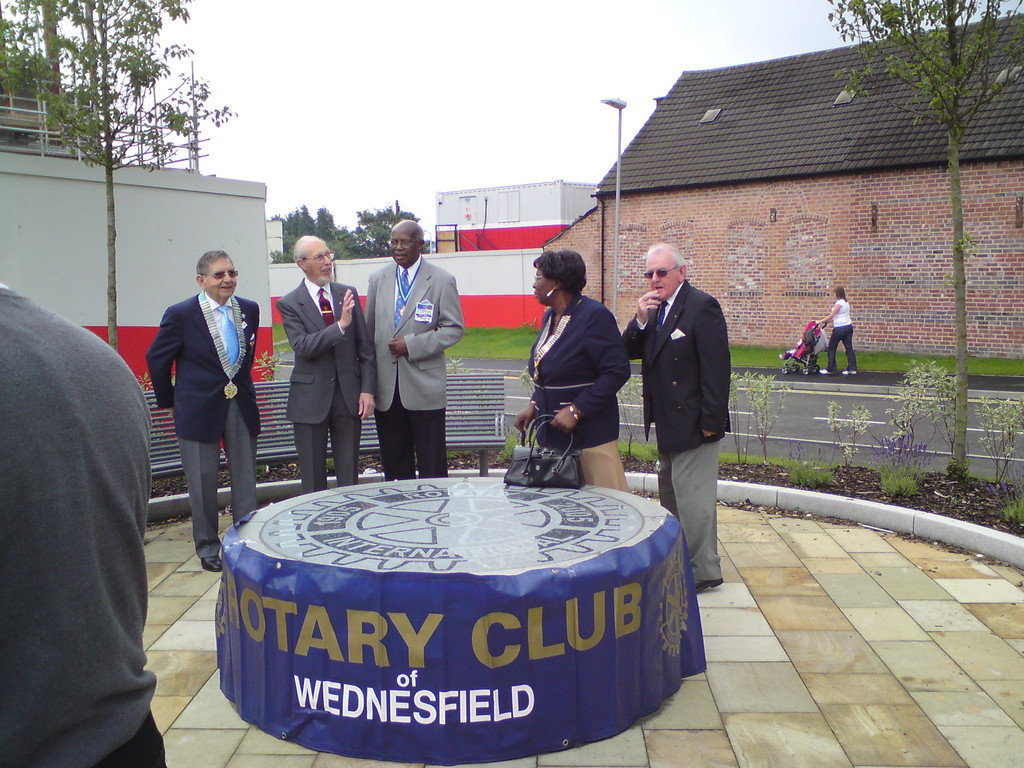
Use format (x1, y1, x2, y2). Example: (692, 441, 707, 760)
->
(269, 249, 542, 301)
(0, 153, 269, 329)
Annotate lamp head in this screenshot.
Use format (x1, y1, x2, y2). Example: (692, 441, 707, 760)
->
(601, 98, 627, 110)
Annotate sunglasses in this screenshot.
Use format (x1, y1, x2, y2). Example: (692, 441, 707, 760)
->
(204, 269, 239, 279)
(643, 266, 679, 280)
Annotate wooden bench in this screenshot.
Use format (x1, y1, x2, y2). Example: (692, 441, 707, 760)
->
(145, 373, 508, 478)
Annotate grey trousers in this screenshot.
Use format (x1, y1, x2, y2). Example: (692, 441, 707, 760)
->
(178, 400, 258, 559)
(293, 384, 361, 493)
(658, 440, 722, 582)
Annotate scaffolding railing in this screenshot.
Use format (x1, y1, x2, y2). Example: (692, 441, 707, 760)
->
(0, 94, 70, 157)
(0, 92, 205, 169)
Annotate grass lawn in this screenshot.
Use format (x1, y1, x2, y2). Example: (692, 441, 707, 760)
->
(449, 326, 539, 360)
(730, 344, 1023, 375)
(272, 323, 1022, 375)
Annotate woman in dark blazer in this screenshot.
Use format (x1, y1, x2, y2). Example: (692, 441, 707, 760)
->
(513, 250, 631, 490)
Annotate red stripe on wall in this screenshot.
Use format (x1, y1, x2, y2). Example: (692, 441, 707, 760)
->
(457, 225, 567, 251)
(460, 295, 544, 328)
(84, 325, 276, 380)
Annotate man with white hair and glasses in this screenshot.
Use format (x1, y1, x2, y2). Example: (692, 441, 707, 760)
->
(624, 243, 731, 593)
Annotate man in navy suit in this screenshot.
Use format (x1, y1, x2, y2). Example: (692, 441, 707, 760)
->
(624, 243, 731, 593)
(277, 236, 376, 492)
(146, 250, 261, 572)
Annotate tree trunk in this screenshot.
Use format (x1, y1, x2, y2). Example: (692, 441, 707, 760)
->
(947, 131, 969, 477)
(105, 158, 117, 350)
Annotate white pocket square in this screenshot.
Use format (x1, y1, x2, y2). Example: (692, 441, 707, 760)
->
(670, 328, 686, 340)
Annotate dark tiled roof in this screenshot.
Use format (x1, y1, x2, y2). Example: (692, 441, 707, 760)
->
(598, 31, 1024, 196)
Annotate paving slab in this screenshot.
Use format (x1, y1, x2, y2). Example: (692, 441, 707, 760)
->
(143, 491, 1024, 768)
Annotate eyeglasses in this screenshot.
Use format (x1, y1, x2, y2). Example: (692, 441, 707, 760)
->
(643, 266, 680, 280)
(203, 269, 239, 279)
(301, 251, 334, 263)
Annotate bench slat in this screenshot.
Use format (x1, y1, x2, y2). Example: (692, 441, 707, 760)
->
(146, 374, 507, 478)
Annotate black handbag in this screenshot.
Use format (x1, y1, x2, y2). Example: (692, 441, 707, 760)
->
(504, 416, 583, 489)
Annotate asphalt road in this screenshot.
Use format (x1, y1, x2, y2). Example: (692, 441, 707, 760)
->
(461, 359, 1024, 478)
(275, 351, 1022, 477)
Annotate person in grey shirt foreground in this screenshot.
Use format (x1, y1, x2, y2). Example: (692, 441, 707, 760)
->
(0, 284, 165, 768)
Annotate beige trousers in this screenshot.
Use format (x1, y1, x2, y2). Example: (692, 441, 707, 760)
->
(580, 440, 628, 491)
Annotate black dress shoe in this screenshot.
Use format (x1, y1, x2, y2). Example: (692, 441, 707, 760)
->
(200, 555, 222, 572)
(695, 578, 724, 593)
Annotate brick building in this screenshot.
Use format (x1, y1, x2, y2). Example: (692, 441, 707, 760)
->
(550, 35, 1024, 358)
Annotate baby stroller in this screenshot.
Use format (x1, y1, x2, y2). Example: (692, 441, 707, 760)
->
(780, 321, 825, 375)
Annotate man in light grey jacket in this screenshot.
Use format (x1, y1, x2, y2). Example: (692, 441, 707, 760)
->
(365, 220, 465, 480)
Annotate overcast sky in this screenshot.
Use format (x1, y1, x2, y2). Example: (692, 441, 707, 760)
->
(171, 0, 848, 234)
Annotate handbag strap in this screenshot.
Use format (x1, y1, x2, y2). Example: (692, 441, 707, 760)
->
(524, 414, 577, 463)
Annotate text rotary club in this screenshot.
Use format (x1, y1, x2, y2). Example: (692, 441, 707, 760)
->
(216, 570, 653, 724)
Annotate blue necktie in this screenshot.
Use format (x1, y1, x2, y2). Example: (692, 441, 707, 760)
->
(395, 268, 411, 327)
(657, 302, 668, 330)
(220, 305, 239, 365)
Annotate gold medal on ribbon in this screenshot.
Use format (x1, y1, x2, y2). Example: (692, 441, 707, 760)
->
(224, 381, 238, 399)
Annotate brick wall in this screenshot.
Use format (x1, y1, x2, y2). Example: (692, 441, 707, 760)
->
(548, 161, 1024, 358)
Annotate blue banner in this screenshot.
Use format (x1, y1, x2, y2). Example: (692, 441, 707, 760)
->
(216, 481, 705, 765)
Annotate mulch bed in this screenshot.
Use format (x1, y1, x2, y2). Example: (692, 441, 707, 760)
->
(151, 451, 1022, 538)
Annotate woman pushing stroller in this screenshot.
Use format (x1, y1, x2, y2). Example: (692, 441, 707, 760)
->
(818, 286, 857, 376)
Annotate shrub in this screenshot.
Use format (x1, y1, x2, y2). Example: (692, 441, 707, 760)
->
(789, 461, 834, 489)
(988, 471, 1024, 525)
(617, 375, 644, 453)
(499, 430, 520, 464)
(880, 467, 921, 497)
(254, 351, 281, 381)
(728, 372, 751, 463)
(738, 372, 788, 463)
(874, 434, 930, 498)
(827, 400, 871, 466)
(1003, 497, 1024, 524)
(887, 360, 955, 456)
(975, 396, 1024, 484)
(786, 442, 834, 489)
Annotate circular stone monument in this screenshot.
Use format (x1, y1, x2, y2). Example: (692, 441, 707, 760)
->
(216, 478, 705, 765)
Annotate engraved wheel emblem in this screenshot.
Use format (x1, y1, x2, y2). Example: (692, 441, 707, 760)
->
(250, 481, 651, 574)
(659, 549, 687, 655)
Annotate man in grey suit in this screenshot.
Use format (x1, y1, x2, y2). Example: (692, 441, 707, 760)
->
(365, 220, 465, 480)
(277, 236, 376, 492)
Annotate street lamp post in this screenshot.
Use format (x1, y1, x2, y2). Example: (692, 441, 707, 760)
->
(601, 98, 626, 318)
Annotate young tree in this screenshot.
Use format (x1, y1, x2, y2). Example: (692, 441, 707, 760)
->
(828, 1, 1024, 476)
(0, 0, 229, 350)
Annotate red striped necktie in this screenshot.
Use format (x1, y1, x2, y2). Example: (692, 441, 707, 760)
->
(318, 288, 335, 326)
